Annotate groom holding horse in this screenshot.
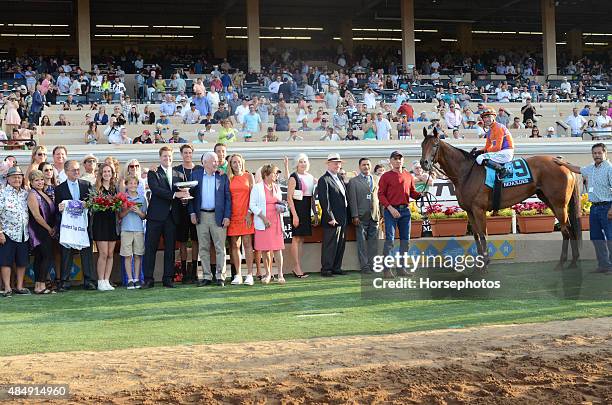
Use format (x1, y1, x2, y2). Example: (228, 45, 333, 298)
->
(470, 107, 515, 178)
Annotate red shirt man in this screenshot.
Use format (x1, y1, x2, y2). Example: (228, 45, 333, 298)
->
(396, 101, 414, 121)
(378, 151, 421, 210)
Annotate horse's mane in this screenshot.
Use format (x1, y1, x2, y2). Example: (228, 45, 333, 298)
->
(442, 139, 474, 161)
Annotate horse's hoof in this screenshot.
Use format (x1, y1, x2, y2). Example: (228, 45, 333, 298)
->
(553, 263, 564, 271)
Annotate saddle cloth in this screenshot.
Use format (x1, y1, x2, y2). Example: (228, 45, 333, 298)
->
(485, 158, 533, 189)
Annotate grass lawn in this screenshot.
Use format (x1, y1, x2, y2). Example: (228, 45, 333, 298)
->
(1, 262, 611, 357)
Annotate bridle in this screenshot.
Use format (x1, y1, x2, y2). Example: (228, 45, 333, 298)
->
(417, 137, 441, 214)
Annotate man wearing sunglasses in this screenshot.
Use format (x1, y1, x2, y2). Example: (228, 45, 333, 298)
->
(80, 154, 98, 184)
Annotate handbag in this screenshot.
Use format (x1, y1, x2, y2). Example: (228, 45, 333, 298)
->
(275, 201, 288, 213)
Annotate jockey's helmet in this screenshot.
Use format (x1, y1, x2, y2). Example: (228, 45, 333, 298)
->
(480, 107, 497, 118)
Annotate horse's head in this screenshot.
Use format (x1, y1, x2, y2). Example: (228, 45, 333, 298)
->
(420, 127, 441, 171)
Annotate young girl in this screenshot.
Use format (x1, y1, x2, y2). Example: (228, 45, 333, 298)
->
(119, 176, 147, 289)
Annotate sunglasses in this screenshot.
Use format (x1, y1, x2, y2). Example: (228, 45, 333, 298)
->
(36, 152, 46, 156)
(43, 168, 53, 172)
(84, 159, 95, 163)
(129, 164, 140, 168)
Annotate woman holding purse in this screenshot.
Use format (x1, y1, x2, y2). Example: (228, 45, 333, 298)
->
(286, 154, 318, 278)
(249, 164, 286, 284)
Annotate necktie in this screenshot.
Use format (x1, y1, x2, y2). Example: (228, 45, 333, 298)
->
(70, 181, 79, 200)
(367, 175, 373, 192)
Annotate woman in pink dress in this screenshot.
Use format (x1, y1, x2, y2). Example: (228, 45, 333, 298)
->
(4, 95, 21, 136)
(249, 164, 286, 284)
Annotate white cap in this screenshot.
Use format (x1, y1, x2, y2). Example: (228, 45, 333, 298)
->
(547, 126, 555, 132)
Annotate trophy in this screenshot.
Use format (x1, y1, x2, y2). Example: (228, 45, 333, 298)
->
(175, 180, 198, 205)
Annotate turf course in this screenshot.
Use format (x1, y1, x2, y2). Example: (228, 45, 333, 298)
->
(1, 262, 611, 357)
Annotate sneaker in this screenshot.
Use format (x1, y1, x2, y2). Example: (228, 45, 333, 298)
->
(105, 280, 115, 291)
(126, 281, 135, 290)
(97, 280, 107, 291)
(134, 280, 141, 289)
(230, 275, 243, 285)
(243, 275, 254, 286)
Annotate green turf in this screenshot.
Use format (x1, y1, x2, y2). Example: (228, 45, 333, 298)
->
(0, 262, 610, 356)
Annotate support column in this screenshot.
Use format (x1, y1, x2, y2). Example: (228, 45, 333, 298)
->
(246, 0, 261, 72)
(341, 20, 353, 59)
(456, 23, 473, 55)
(212, 16, 228, 59)
(401, 0, 416, 69)
(541, 0, 557, 76)
(567, 29, 582, 60)
(77, 0, 92, 71)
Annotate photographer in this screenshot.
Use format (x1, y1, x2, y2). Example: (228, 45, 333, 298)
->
(103, 114, 126, 144)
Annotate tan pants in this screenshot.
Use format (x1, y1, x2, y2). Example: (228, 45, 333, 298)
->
(196, 212, 227, 280)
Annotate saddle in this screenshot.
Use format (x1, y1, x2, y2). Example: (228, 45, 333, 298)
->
(484, 158, 533, 211)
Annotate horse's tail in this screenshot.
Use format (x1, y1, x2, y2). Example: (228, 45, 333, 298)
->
(568, 173, 582, 243)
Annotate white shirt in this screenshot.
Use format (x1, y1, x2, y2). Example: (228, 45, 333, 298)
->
(161, 165, 172, 189)
(375, 118, 391, 140)
(444, 109, 462, 128)
(268, 81, 280, 94)
(327, 171, 347, 206)
(565, 114, 586, 135)
(596, 115, 612, 133)
(234, 105, 250, 124)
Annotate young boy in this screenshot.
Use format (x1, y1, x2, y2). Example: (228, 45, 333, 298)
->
(119, 175, 148, 289)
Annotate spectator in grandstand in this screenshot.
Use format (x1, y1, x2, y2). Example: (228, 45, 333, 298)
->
(565, 108, 587, 137)
(262, 127, 278, 142)
(546, 126, 557, 138)
(374, 111, 392, 140)
(213, 102, 230, 122)
(40, 115, 51, 126)
(530, 126, 541, 138)
(169, 129, 187, 144)
(94, 106, 109, 125)
(521, 98, 537, 124)
(242, 105, 262, 141)
(397, 115, 412, 140)
(444, 103, 462, 130)
(595, 108, 612, 136)
(133, 129, 153, 144)
(509, 116, 524, 130)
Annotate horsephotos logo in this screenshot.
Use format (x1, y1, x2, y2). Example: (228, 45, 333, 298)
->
(370, 253, 501, 291)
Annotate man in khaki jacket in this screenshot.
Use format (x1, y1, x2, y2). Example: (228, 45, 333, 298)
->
(348, 158, 380, 273)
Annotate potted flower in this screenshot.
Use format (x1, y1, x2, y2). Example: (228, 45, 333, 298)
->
(426, 204, 469, 237)
(580, 193, 591, 231)
(410, 201, 423, 239)
(512, 202, 555, 233)
(486, 208, 513, 235)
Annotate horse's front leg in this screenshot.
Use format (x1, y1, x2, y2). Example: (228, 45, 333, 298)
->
(468, 210, 489, 273)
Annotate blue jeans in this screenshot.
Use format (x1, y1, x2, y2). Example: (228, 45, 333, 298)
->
(589, 203, 612, 269)
(383, 207, 411, 261)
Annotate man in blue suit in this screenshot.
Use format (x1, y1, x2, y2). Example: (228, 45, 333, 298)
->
(189, 152, 231, 286)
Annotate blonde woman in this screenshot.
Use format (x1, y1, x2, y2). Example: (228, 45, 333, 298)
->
(120, 158, 145, 196)
(227, 154, 256, 285)
(286, 154, 317, 278)
(249, 164, 285, 284)
(25, 145, 48, 186)
(92, 163, 119, 291)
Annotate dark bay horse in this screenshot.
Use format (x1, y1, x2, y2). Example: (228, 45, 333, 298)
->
(420, 128, 581, 271)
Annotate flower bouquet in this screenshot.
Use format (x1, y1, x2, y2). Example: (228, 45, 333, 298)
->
(87, 191, 135, 213)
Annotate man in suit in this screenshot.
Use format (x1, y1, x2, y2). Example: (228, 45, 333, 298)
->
(348, 157, 380, 273)
(56, 159, 96, 291)
(188, 152, 231, 286)
(317, 153, 349, 277)
(142, 146, 191, 288)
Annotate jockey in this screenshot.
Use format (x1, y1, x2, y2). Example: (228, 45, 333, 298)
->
(470, 106, 515, 177)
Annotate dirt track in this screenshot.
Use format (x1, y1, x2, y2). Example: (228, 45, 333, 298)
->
(0, 317, 610, 404)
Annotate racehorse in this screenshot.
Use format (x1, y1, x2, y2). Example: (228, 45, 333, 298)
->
(420, 128, 581, 271)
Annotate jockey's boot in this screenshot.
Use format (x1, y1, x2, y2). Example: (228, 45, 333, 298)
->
(482, 159, 508, 178)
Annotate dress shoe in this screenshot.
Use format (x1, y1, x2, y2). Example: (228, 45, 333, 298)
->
(332, 270, 346, 275)
(163, 282, 175, 288)
(140, 281, 155, 289)
(591, 267, 611, 274)
(321, 271, 334, 277)
(197, 279, 212, 287)
(84, 282, 97, 291)
(216, 279, 225, 287)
